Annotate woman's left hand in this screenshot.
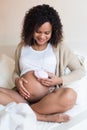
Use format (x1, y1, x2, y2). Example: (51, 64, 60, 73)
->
(38, 72, 62, 87)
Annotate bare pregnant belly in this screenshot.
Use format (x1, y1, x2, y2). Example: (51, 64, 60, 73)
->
(22, 71, 50, 102)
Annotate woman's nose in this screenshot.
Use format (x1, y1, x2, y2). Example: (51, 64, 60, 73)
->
(39, 33, 45, 38)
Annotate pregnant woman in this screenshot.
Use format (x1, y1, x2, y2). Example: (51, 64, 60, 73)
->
(0, 4, 85, 123)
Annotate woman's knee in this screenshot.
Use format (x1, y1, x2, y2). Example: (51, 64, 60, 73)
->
(63, 87, 77, 103)
(56, 87, 77, 110)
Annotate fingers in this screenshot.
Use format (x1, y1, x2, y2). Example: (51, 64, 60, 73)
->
(19, 88, 30, 100)
(21, 77, 28, 83)
(38, 74, 59, 86)
(40, 78, 52, 86)
(19, 84, 30, 98)
(39, 79, 52, 87)
(18, 78, 30, 99)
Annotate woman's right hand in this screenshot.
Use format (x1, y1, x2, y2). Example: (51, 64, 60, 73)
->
(15, 77, 30, 99)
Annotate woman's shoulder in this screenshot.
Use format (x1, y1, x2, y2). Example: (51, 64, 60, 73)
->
(53, 42, 71, 52)
(15, 41, 25, 57)
(59, 42, 70, 49)
(17, 41, 25, 47)
(16, 41, 25, 51)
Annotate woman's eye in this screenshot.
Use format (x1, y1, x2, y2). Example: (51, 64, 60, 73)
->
(45, 32, 50, 35)
(35, 30, 40, 33)
(35, 31, 51, 35)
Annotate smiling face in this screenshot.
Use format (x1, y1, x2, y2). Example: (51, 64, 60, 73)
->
(33, 22, 52, 47)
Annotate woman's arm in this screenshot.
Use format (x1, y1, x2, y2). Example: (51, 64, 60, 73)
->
(59, 43, 86, 85)
(12, 43, 30, 99)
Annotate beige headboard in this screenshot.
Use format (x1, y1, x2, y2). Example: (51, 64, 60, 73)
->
(0, 45, 16, 58)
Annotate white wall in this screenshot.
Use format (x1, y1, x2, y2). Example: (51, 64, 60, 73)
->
(0, 0, 87, 55)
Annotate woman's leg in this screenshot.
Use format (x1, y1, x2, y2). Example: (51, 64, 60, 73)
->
(31, 87, 77, 114)
(0, 87, 72, 122)
(35, 112, 70, 123)
(0, 87, 27, 105)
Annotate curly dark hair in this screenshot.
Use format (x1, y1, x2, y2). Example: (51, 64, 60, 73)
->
(21, 4, 63, 47)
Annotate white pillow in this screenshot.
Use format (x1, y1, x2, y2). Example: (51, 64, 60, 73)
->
(0, 54, 15, 89)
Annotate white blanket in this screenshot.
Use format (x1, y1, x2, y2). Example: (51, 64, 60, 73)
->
(0, 102, 87, 130)
(0, 103, 37, 130)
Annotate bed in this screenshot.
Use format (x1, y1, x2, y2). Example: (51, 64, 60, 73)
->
(0, 45, 87, 130)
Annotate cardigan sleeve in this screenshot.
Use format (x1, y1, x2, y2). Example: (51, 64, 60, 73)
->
(12, 43, 22, 84)
(59, 43, 86, 85)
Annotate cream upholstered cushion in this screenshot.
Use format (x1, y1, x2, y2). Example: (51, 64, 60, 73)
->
(0, 54, 15, 89)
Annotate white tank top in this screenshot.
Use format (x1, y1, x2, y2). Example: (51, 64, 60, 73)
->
(19, 43, 57, 76)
